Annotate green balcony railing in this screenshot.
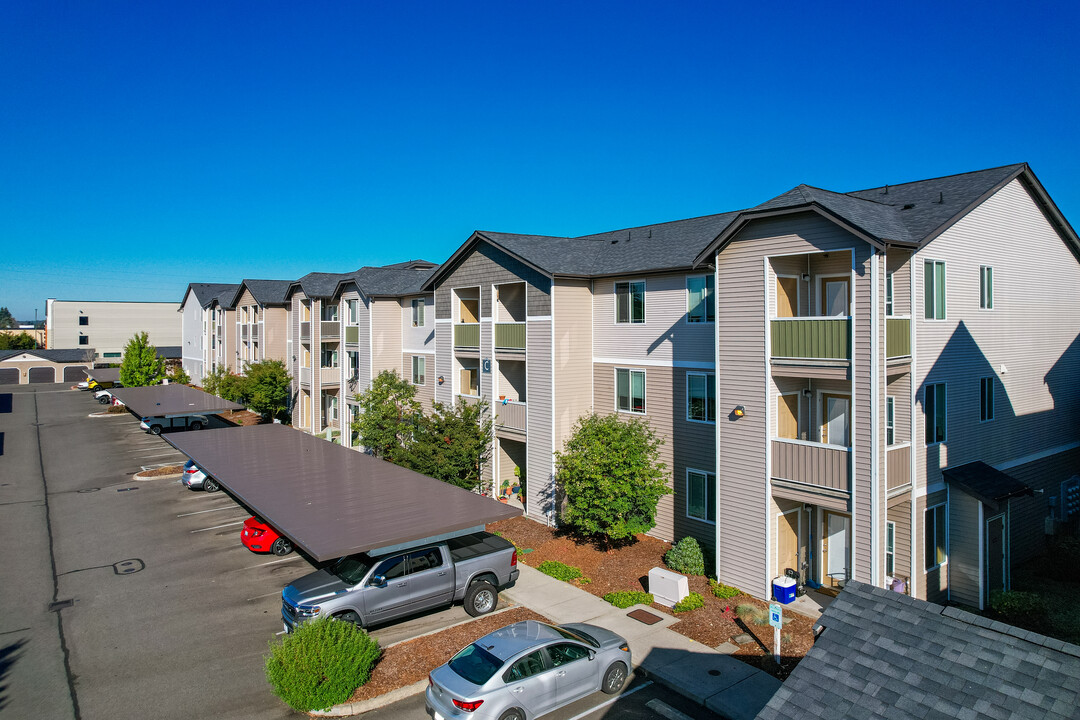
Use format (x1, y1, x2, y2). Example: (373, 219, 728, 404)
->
(886, 317, 911, 358)
(495, 323, 526, 350)
(771, 318, 850, 360)
(454, 323, 480, 348)
(345, 325, 360, 344)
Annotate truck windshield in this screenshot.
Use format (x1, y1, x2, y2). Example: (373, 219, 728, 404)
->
(448, 643, 502, 686)
(330, 554, 374, 585)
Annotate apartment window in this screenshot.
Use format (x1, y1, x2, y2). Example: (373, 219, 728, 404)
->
(325, 395, 338, 423)
(460, 367, 478, 396)
(321, 304, 338, 322)
(886, 396, 896, 445)
(301, 301, 311, 321)
(412, 356, 426, 385)
(925, 504, 947, 570)
(980, 377, 994, 422)
(885, 273, 894, 316)
(925, 383, 946, 444)
(320, 347, 338, 368)
(687, 372, 715, 422)
(348, 351, 359, 380)
(348, 299, 359, 324)
(104, 352, 121, 358)
(301, 347, 311, 368)
(885, 522, 896, 577)
(686, 275, 714, 323)
(615, 281, 645, 324)
(923, 260, 946, 319)
(687, 470, 716, 523)
(615, 368, 645, 414)
(980, 266, 994, 310)
(79, 316, 89, 326)
(78, 335, 89, 345)
(412, 299, 426, 327)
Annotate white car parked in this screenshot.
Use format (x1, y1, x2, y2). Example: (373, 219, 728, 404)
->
(140, 414, 209, 435)
(181, 460, 220, 492)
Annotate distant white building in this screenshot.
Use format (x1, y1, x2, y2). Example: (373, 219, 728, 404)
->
(46, 299, 181, 360)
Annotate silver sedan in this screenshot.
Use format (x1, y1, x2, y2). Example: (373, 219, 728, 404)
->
(425, 620, 631, 720)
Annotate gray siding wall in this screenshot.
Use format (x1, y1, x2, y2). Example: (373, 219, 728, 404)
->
(435, 322, 452, 405)
(181, 289, 205, 385)
(1001, 446, 1080, 567)
(716, 211, 871, 597)
(948, 489, 982, 607)
(526, 319, 553, 520)
(401, 293, 436, 352)
(434, 242, 551, 320)
(886, 496, 912, 583)
(592, 271, 714, 364)
(403, 352, 435, 407)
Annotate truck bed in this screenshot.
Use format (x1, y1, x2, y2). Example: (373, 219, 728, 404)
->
(446, 531, 513, 563)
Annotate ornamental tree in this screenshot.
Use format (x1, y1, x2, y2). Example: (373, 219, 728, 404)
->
(243, 360, 291, 421)
(555, 413, 670, 542)
(410, 397, 493, 492)
(352, 370, 420, 464)
(119, 331, 166, 387)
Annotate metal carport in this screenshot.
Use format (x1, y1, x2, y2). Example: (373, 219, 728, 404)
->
(84, 367, 121, 384)
(163, 423, 521, 561)
(109, 384, 244, 419)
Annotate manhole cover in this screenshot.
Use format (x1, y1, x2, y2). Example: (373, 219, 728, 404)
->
(48, 599, 74, 612)
(627, 609, 662, 625)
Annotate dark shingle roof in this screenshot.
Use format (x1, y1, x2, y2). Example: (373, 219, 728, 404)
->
(210, 284, 242, 310)
(291, 271, 354, 299)
(756, 580, 1080, 720)
(0, 349, 94, 363)
(332, 263, 440, 299)
(155, 346, 182, 360)
(183, 283, 239, 309)
(943, 460, 1034, 511)
(238, 279, 292, 306)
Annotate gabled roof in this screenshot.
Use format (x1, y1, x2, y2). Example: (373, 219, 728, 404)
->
(181, 283, 239, 309)
(236, 279, 292, 307)
(207, 284, 242, 310)
(287, 271, 355, 300)
(0, 349, 93, 363)
(333, 263, 441, 299)
(757, 580, 1080, 720)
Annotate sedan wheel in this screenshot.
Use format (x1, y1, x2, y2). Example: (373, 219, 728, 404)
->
(203, 477, 220, 493)
(190, 421, 203, 431)
(498, 709, 525, 720)
(602, 661, 627, 694)
(271, 538, 293, 556)
(150, 425, 163, 435)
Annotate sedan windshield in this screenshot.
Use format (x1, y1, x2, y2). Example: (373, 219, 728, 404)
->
(330, 554, 374, 585)
(448, 643, 503, 686)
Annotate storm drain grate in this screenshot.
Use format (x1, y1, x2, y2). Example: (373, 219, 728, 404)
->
(48, 599, 74, 612)
(627, 609, 663, 625)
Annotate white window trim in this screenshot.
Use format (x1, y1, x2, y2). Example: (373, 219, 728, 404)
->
(412, 298, 426, 327)
(923, 259, 947, 321)
(614, 367, 646, 415)
(980, 265, 994, 311)
(885, 520, 896, 577)
(685, 273, 714, 324)
(686, 371, 715, 424)
(925, 382, 947, 446)
(979, 376, 994, 423)
(412, 355, 426, 386)
(613, 279, 646, 325)
(885, 272, 894, 317)
(886, 395, 896, 446)
(685, 468, 716, 524)
(925, 503, 948, 571)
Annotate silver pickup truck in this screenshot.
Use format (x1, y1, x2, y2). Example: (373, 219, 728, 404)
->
(281, 531, 519, 631)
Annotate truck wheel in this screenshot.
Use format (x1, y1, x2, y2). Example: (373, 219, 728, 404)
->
(464, 581, 497, 617)
(271, 538, 293, 556)
(602, 662, 627, 694)
(334, 611, 362, 627)
(190, 420, 203, 431)
(203, 477, 220, 493)
(150, 425, 163, 435)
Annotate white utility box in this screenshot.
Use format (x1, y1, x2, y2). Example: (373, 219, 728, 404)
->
(648, 567, 689, 607)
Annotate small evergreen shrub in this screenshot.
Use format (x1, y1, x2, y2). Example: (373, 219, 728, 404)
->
(604, 591, 654, 608)
(664, 537, 705, 576)
(709, 578, 740, 599)
(537, 560, 584, 582)
(989, 590, 1046, 623)
(265, 617, 381, 712)
(672, 592, 705, 613)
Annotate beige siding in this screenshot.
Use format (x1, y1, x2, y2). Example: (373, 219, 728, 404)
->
(886, 372, 911, 445)
(264, 306, 288, 363)
(886, 497, 912, 583)
(553, 280, 593, 451)
(948, 489, 982, 606)
(371, 299, 402, 377)
(592, 271, 714, 364)
(916, 489, 948, 602)
(47, 300, 181, 357)
(525, 320, 553, 519)
(886, 249, 912, 317)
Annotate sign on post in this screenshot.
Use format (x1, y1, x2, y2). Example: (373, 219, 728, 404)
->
(769, 602, 782, 664)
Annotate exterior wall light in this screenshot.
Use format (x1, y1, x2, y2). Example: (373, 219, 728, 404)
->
(733, 405, 746, 417)
(437, 375, 445, 385)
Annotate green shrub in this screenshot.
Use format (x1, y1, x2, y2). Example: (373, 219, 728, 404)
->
(537, 560, 584, 582)
(989, 590, 1045, 621)
(265, 617, 381, 712)
(604, 591, 654, 608)
(664, 537, 705, 576)
(709, 578, 740, 599)
(672, 592, 705, 613)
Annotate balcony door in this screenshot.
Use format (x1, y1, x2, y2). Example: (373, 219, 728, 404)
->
(820, 393, 850, 446)
(820, 277, 850, 316)
(776, 276, 800, 317)
(822, 511, 850, 588)
(777, 393, 801, 440)
(777, 509, 802, 579)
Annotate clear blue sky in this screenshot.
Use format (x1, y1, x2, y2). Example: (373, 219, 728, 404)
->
(3, 1, 1078, 320)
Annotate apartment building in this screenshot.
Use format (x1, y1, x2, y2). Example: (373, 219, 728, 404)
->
(180, 283, 238, 384)
(46, 299, 181, 359)
(232, 280, 291, 371)
(288, 261, 437, 439)
(205, 286, 240, 377)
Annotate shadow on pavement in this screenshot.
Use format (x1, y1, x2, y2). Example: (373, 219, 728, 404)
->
(0, 638, 28, 712)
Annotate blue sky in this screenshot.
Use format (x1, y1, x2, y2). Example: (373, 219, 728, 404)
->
(2, 1, 1078, 320)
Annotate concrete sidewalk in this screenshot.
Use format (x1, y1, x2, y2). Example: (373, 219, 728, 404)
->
(503, 564, 781, 720)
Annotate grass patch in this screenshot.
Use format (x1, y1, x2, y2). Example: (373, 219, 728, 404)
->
(736, 604, 769, 626)
(603, 591, 654, 609)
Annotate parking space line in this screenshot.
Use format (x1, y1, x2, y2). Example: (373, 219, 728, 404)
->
(645, 698, 696, 720)
(242, 556, 301, 570)
(190, 520, 247, 533)
(246, 590, 285, 601)
(566, 681, 652, 720)
(177, 506, 240, 517)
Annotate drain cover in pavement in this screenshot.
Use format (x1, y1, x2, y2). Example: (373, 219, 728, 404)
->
(627, 609, 662, 625)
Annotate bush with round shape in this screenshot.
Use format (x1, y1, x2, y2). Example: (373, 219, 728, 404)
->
(603, 590, 654, 609)
(672, 592, 705, 613)
(664, 536, 705, 576)
(264, 617, 380, 712)
(537, 560, 584, 582)
(709, 578, 740, 599)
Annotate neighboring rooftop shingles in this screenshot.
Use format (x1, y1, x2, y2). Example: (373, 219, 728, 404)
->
(241, 279, 293, 306)
(186, 283, 238, 308)
(756, 580, 1080, 720)
(0, 349, 94, 362)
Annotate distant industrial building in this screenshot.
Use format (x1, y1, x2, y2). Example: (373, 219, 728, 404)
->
(45, 299, 181, 360)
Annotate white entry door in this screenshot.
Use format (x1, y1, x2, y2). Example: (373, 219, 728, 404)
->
(822, 394, 850, 446)
(824, 512, 850, 587)
(823, 279, 849, 316)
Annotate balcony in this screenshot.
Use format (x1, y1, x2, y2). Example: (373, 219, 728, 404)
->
(496, 400, 527, 433)
(320, 366, 340, 385)
(300, 321, 311, 341)
(886, 318, 910, 358)
(321, 321, 340, 339)
(251, 324, 259, 342)
(495, 323, 526, 351)
(455, 323, 480, 349)
(887, 443, 911, 491)
(345, 325, 360, 344)
(299, 366, 311, 385)
(240, 325, 249, 341)
(771, 439, 851, 492)
(771, 318, 850, 360)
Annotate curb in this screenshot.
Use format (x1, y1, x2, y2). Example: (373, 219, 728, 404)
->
(133, 469, 184, 481)
(87, 411, 128, 418)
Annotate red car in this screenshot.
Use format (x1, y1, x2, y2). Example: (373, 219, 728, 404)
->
(241, 516, 293, 556)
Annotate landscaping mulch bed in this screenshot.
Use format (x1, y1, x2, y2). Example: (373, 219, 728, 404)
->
(490, 516, 815, 678)
(218, 409, 265, 426)
(344, 607, 550, 705)
(137, 464, 185, 477)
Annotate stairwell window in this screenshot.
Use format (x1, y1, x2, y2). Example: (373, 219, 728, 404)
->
(885, 273, 894, 316)
(615, 281, 645, 324)
(686, 275, 714, 323)
(886, 396, 896, 445)
(412, 299, 426, 327)
(980, 377, 994, 422)
(412, 356, 426, 385)
(348, 299, 359, 324)
(687, 372, 715, 422)
(925, 504, 947, 570)
(885, 521, 896, 577)
(615, 368, 645, 414)
(687, 470, 716, 523)
(923, 260, 946, 320)
(980, 266, 994, 310)
(925, 382, 946, 444)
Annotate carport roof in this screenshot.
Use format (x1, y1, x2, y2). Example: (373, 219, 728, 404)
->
(109, 384, 244, 418)
(85, 367, 120, 382)
(161, 423, 522, 561)
(942, 460, 1033, 512)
